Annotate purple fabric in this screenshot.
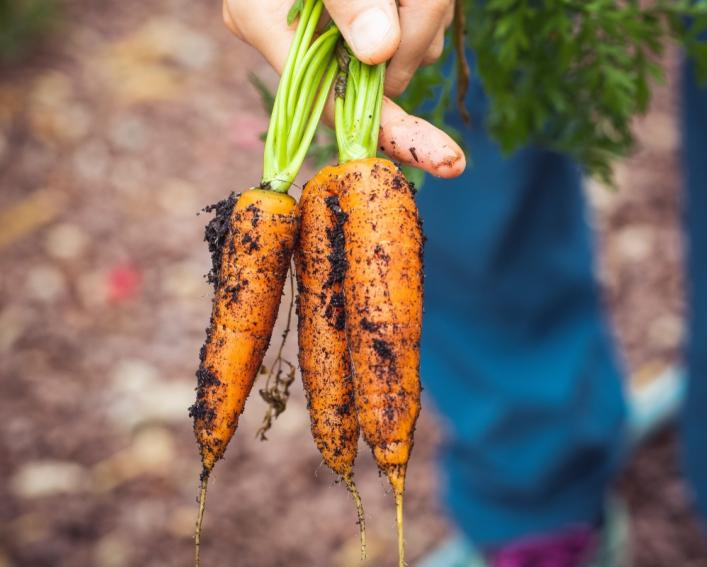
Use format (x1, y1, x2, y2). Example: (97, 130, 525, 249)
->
(487, 526, 597, 567)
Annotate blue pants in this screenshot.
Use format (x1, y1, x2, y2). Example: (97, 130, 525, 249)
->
(682, 59, 707, 525)
(417, 58, 707, 546)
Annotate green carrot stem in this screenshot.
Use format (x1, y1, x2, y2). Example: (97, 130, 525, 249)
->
(292, 0, 322, 78)
(334, 44, 385, 163)
(287, 26, 338, 120)
(353, 62, 370, 127)
(287, 30, 339, 155)
(271, 0, 313, 167)
(367, 63, 385, 155)
(270, 60, 338, 192)
(335, 96, 349, 163)
(287, 63, 328, 157)
(261, 0, 339, 193)
(288, 0, 324, 105)
(344, 58, 358, 126)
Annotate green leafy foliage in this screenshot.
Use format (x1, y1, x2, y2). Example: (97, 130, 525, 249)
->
(0, 0, 58, 64)
(250, 70, 339, 169)
(270, 1, 707, 186)
(402, 0, 707, 185)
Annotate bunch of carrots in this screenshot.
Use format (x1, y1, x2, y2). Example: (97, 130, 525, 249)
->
(190, 2, 425, 565)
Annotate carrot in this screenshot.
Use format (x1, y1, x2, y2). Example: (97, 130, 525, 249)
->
(337, 158, 423, 567)
(294, 166, 366, 557)
(191, 189, 298, 469)
(190, 2, 340, 564)
(332, 48, 423, 567)
(190, 188, 298, 561)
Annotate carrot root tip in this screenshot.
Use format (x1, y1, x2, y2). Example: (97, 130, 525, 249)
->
(395, 488, 405, 567)
(386, 466, 407, 567)
(194, 472, 210, 567)
(343, 475, 367, 561)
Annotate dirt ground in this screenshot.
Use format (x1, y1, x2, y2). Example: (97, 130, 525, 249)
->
(0, 1, 705, 566)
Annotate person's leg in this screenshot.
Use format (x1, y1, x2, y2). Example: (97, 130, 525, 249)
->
(416, 75, 627, 547)
(680, 56, 707, 525)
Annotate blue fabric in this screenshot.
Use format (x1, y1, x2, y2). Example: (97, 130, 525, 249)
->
(416, 52, 707, 547)
(415, 67, 628, 545)
(681, 57, 707, 526)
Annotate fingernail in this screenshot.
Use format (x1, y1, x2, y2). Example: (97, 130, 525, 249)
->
(349, 8, 394, 62)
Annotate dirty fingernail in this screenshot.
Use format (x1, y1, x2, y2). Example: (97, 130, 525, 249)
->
(349, 8, 394, 62)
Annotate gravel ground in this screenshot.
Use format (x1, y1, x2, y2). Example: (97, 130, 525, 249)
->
(0, 1, 705, 566)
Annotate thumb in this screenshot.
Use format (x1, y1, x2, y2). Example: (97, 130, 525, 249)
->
(324, 0, 400, 64)
(223, 0, 294, 74)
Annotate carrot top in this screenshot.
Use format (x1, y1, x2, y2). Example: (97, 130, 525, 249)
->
(261, 0, 340, 193)
(334, 46, 385, 164)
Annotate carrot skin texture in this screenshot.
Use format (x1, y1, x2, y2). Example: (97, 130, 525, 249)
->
(295, 166, 359, 477)
(191, 189, 299, 472)
(336, 157, 423, 481)
(336, 158, 422, 566)
(295, 167, 367, 558)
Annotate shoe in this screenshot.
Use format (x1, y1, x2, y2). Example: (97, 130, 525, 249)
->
(417, 364, 687, 567)
(416, 536, 485, 567)
(489, 498, 630, 567)
(626, 364, 686, 445)
(486, 525, 597, 567)
(417, 498, 630, 567)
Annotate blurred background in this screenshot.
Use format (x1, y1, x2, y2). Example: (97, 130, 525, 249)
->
(0, 0, 706, 565)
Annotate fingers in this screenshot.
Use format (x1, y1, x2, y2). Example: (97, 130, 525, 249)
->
(379, 97, 466, 178)
(422, 0, 453, 65)
(442, 0, 455, 28)
(323, 0, 401, 65)
(421, 28, 445, 66)
(222, 0, 465, 179)
(323, 97, 465, 178)
(225, 0, 452, 91)
(385, 0, 452, 97)
(222, 0, 242, 39)
(223, 0, 294, 73)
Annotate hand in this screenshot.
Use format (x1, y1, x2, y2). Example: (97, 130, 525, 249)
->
(318, 0, 454, 97)
(223, 0, 465, 178)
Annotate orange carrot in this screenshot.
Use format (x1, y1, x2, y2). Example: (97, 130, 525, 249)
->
(336, 157, 423, 567)
(326, 39, 425, 565)
(190, 189, 298, 562)
(192, 189, 298, 472)
(295, 166, 366, 556)
(190, 2, 340, 563)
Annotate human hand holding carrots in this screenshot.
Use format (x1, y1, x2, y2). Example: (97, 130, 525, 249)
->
(223, 0, 466, 178)
(193, 4, 445, 565)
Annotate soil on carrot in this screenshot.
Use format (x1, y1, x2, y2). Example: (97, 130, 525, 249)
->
(324, 195, 348, 288)
(203, 193, 237, 289)
(372, 339, 395, 361)
(0, 1, 704, 566)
